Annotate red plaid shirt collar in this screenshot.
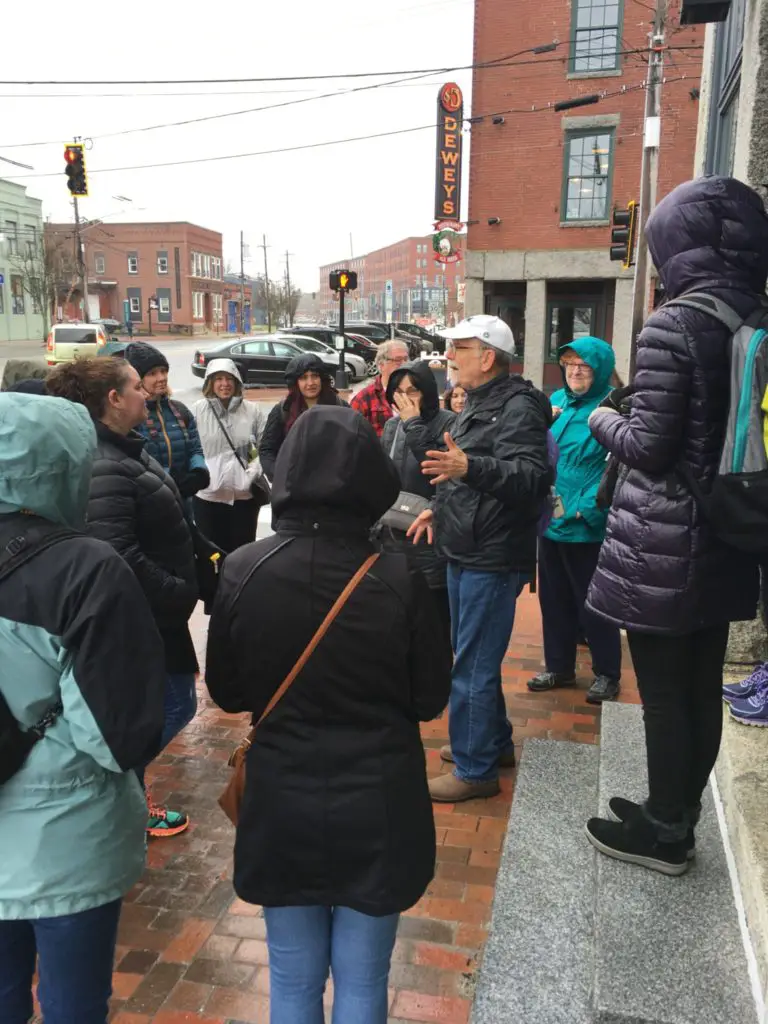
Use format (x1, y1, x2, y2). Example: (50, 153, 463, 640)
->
(350, 375, 393, 437)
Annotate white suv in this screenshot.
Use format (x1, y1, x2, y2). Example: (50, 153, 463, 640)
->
(46, 323, 108, 366)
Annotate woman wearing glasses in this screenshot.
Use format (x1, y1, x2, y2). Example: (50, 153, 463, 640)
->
(527, 338, 622, 705)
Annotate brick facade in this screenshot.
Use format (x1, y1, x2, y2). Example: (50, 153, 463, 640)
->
(45, 221, 224, 334)
(467, 0, 703, 386)
(319, 236, 464, 326)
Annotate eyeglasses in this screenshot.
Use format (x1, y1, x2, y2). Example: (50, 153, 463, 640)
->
(385, 356, 408, 365)
(395, 387, 420, 397)
(561, 362, 591, 374)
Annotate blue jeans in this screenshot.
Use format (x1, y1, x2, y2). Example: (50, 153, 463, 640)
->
(263, 905, 400, 1024)
(0, 899, 121, 1023)
(137, 672, 197, 787)
(447, 563, 529, 782)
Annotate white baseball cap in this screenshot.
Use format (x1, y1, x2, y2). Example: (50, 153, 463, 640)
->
(442, 314, 516, 357)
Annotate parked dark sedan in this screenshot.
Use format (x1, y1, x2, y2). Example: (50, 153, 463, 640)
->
(191, 334, 362, 387)
(277, 325, 378, 371)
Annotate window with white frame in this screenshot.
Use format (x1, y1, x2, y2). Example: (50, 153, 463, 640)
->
(157, 251, 169, 274)
(5, 222, 17, 256)
(193, 291, 205, 319)
(159, 296, 171, 315)
(202, 254, 211, 278)
(25, 226, 37, 258)
(190, 251, 196, 275)
(95, 252, 106, 275)
(129, 297, 141, 314)
(212, 292, 223, 323)
(212, 256, 222, 280)
(128, 253, 139, 274)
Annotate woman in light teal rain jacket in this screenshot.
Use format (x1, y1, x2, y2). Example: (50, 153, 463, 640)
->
(0, 393, 165, 1023)
(527, 337, 623, 705)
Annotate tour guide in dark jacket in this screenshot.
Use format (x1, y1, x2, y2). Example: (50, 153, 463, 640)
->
(410, 314, 552, 804)
(205, 406, 452, 924)
(584, 176, 768, 877)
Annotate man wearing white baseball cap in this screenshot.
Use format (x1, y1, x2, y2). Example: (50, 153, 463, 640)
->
(409, 314, 552, 802)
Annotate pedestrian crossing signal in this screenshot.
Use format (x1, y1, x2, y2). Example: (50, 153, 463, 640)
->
(64, 144, 88, 197)
(329, 269, 357, 293)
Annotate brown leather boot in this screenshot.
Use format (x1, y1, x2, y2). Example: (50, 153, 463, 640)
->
(428, 772, 500, 803)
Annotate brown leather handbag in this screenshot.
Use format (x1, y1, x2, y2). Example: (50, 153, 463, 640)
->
(218, 552, 380, 825)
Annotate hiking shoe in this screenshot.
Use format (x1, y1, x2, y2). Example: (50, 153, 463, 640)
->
(527, 671, 576, 692)
(729, 688, 768, 726)
(428, 773, 500, 803)
(147, 803, 189, 838)
(607, 797, 695, 859)
(723, 662, 768, 704)
(440, 744, 516, 768)
(585, 815, 689, 876)
(586, 675, 621, 704)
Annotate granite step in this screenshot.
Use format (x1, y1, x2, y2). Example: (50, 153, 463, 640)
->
(471, 738, 599, 1024)
(592, 702, 758, 1024)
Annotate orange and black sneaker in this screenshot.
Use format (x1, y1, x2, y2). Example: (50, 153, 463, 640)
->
(146, 800, 189, 838)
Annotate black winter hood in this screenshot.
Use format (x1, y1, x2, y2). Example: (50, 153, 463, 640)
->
(645, 175, 768, 300)
(386, 360, 441, 420)
(284, 353, 333, 385)
(272, 405, 400, 525)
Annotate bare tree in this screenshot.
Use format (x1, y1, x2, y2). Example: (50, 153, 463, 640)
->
(11, 233, 73, 341)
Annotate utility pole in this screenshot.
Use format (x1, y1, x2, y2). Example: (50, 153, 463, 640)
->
(284, 250, 294, 327)
(72, 195, 89, 320)
(628, 0, 666, 378)
(239, 230, 246, 334)
(259, 234, 272, 331)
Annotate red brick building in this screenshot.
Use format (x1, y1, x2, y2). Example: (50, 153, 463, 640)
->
(466, 0, 703, 386)
(319, 235, 464, 326)
(45, 221, 224, 333)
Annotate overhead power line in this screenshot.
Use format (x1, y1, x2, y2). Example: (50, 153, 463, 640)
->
(1, 75, 700, 182)
(0, 44, 704, 152)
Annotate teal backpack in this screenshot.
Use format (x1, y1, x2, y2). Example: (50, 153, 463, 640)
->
(670, 292, 768, 553)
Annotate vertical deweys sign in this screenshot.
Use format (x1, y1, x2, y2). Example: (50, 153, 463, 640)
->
(434, 82, 463, 222)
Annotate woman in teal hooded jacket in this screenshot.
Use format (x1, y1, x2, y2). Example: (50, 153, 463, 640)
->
(527, 337, 622, 705)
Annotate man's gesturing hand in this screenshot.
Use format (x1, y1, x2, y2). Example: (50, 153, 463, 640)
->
(421, 432, 469, 486)
(406, 509, 434, 546)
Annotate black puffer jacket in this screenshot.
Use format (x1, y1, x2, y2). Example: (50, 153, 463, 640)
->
(380, 361, 455, 587)
(86, 421, 199, 672)
(206, 406, 452, 916)
(434, 372, 552, 574)
(587, 176, 768, 634)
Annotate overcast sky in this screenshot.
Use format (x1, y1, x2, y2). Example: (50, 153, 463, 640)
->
(1, 0, 474, 291)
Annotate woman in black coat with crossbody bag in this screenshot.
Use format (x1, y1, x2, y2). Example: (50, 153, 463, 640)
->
(206, 405, 451, 1024)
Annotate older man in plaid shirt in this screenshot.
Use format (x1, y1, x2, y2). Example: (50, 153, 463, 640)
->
(350, 340, 410, 437)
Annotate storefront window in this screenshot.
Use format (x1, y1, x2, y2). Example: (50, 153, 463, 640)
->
(548, 302, 595, 360)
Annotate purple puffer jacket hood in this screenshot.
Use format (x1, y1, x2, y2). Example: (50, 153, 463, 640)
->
(586, 177, 768, 634)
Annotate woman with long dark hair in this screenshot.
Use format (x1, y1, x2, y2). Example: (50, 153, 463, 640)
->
(259, 354, 347, 482)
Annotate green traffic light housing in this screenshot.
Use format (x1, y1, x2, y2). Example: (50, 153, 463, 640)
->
(64, 143, 88, 197)
(610, 201, 638, 269)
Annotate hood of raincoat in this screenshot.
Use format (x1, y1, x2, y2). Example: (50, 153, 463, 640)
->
(272, 405, 400, 525)
(284, 353, 333, 386)
(0, 358, 50, 391)
(386, 359, 441, 420)
(558, 336, 615, 401)
(0, 393, 96, 529)
(645, 175, 768, 300)
(204, 357, 244, 386)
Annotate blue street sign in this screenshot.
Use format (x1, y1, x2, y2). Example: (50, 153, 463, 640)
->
(0, 274, 4, 285)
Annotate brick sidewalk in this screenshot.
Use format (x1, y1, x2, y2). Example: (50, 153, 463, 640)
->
(106, 592, 639, 1024)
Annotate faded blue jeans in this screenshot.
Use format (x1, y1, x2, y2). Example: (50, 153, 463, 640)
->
(447, 563, 529, 782)
(0, 898, 121, 1023)
(136, 672, 197, 787)
(263, 905, 400, 1024)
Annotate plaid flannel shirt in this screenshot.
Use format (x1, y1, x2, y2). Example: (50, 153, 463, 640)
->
(350, 376, 394, 438)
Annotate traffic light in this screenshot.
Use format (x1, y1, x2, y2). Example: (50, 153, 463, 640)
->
(329, 269, 358, 293)
(64, 144, 88, 197)
(610, 201, 638, 269)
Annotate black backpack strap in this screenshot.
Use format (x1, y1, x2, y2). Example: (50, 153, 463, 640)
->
(664, 293, 745, 333)
(0, 514, 78, 585)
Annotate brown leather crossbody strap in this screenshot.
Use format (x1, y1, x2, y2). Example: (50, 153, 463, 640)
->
(253, 552, 380, 731)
